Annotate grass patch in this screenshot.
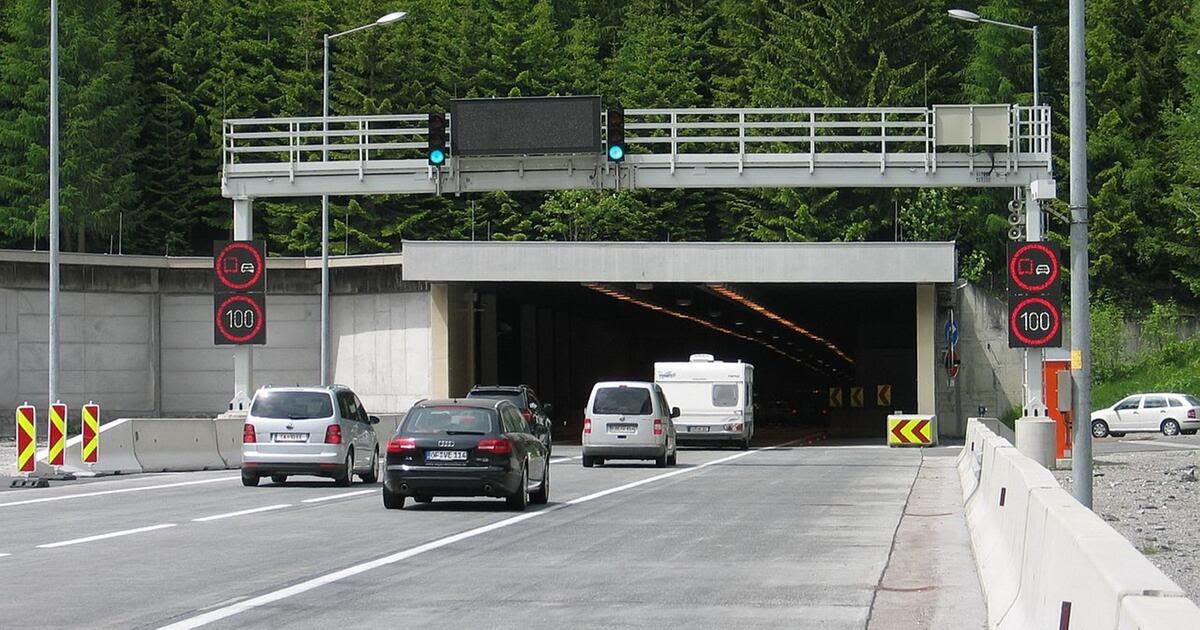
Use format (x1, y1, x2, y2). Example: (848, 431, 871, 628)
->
(1093, 339, 1200, 408)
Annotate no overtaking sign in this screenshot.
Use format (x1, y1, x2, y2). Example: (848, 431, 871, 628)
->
(213, 240, 267, 345)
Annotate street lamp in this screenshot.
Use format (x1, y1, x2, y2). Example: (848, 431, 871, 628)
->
(321, 11, 407, 386)
(948, 8, 1039, 107)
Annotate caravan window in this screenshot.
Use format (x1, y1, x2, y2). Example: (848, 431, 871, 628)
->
(712, 384, 739, 407)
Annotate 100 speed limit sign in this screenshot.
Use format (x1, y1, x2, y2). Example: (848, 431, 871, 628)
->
(214, 293, 266, 345)
(1008, 295, 1061, 348)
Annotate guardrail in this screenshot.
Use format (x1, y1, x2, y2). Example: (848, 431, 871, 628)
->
(958, 418, 1200, 628)
(223, 105, 1051, 178)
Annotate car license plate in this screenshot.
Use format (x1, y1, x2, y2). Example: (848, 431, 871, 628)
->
(272, 433, 309, 442)
(689, 426, 710, 433)
(426, 450, 467, 461)
(608, 423, 637, 434)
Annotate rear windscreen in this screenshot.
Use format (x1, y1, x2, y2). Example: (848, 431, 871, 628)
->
(467, 391, 524, 408)
(593, 387, 653, 415)
(250, 392, 334, 419)
(401, 407, 497, 434)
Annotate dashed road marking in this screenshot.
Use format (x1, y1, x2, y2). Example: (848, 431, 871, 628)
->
(301, 490, 376, 504)
(38, 524, 177, 549)
(0, 476, 240, 508)
(192, 504, 292, 523)
(159, 442, 796, 629)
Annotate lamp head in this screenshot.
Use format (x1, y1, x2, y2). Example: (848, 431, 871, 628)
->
(377, 11, 407, 24)
(948, 9, 982, 23)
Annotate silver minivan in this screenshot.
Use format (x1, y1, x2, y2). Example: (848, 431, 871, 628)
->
(241, 385, 381, 486)
(581, 381, 678, 468)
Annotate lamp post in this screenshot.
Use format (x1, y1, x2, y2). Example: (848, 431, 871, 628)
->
(321, 11, 406, 386)
(948, 9, 1039, 107)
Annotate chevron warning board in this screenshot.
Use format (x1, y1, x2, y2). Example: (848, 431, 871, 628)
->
(876, 384, 892, 407)
(887, 415, 937, 447)
(49, 403, 66, 467)
(16, 404, 35, 473)
(82, 403, 100, 464)
(828, 387, 843, 408)
(850, 387, 864, 408)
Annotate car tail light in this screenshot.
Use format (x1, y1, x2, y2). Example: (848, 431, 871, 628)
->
(583, 418, 592, 434)
(654, 419, 664, 436)
(1190, 409, 1197, 419)
(242, 424, 256, 444)
(521, 409, 533, 424)
(325, 424, 342, 445)
(477, 438, 513, 455)
(387, 437, 417, 453)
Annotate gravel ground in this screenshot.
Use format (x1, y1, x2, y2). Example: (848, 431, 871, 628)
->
(1055, 449, 1200, 602)
(0, 436, 15, 476)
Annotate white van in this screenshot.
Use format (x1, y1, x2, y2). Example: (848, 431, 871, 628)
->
(654, 354, 754, 449)
(581, 381, 678, 468)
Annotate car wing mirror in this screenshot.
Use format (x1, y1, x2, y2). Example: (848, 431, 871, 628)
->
(671, 407, 681, 418)
(369, 415, 380, 425)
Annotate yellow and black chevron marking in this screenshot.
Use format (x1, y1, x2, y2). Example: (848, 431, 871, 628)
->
(16, 406, 36, 473)
(850, 387, 864, 408)
(876, 384, 892, 407)
(887, 417, 933, 446)
(828, 387, 843, 408)
(82, 404, 100, 464)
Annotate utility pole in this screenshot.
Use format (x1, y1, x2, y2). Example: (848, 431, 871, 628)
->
(1069, 0, 1093, 508)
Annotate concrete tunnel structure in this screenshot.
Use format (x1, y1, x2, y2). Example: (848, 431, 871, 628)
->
(0, 242, 1024, 440)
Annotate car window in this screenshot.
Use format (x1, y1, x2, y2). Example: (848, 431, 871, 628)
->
(1115, 396, 1141, 411)
(713, 384, 739, 407)
(353, 394, 370, 421)
(507, 408, 529, 433)
(1144, 396, 1167, 409)
(1186, 395, 1200, 407)
(593, 387, 653, 415)
(402, 407, 496, 434)
(251, 392, 333, 419)
(1168, 397, 1183, 408)
(656, 389, 670, 416)
(336, 392, 359, 420)
(467, 390, 526, 409)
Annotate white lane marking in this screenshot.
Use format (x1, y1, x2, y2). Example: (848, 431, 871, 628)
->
(192, 504, 292, 523)
(301, 490, 376, 504)
(0, 553, 10, 558)
(0, 476, 240, 508)
(38, 524, 177, 549)
(549, 455, 582, 464)
(160, 442, 795, 630)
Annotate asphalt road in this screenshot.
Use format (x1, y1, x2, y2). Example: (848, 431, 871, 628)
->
(0, 439, 975, 629)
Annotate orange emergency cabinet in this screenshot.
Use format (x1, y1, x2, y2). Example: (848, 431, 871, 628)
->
(1043, 349, 1073, 460)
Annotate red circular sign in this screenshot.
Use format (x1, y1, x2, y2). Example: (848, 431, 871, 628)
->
(1008, 243, 1060, 293)
(1010, 296, 1061, 346)
(215, 242, 264, 291)
(216, 294, 265, 343)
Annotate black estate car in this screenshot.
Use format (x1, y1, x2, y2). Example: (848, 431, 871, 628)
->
(383, 398, 550, 511)
(466, 384, 554, 454)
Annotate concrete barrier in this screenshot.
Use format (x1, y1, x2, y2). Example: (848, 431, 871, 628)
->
(36, 418, 142, 475)
(959, 418, 1200, 630)
(213, 418, 245, 469)
(131, 419, 225, 472)
(373, 413, 406, 444)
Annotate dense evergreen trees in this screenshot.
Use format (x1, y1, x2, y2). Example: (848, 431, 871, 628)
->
(0, 0, 1198, 307)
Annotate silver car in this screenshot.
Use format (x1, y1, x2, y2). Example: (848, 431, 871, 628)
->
(581, 381, 678, 468)
(241, 385, 381, 486)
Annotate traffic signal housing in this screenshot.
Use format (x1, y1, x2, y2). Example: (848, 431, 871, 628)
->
(606, 108, 625, 162)
(428, 112, 447, 166)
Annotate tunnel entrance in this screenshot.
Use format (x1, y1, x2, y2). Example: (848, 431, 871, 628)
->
(468, 282, 917, 438)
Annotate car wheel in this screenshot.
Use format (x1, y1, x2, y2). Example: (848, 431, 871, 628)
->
(335, 449, 354, 487)
(383, 487, 404, 510)
(359, 447, 379, 484)
(270, 474, 287, 485)
(596, 458, 605, 466)
(507, 465, 530, 511)
(667, 451, 677, 466)
(741, 437, 751, 450)
(582, 455, 595, 468)
(241, 470, 260, 487)
(655, 454, 667, 468)
(414, 495, 433, 504)
(531, 464, 549, 505)
(1091, 420, 1109, 439)
(1162, 419, 1181, 437)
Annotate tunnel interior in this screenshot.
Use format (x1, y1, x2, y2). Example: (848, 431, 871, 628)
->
(463, 282, 918, 438)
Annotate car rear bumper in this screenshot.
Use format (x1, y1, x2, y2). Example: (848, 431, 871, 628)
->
(581, 445, 667, 459)
(384, 464, 520, 497)
(675, 425, 747, 442)
(241, 446, 346, 474)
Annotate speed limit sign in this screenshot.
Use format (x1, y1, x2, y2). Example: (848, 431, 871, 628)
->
(214, 293, 266, 345)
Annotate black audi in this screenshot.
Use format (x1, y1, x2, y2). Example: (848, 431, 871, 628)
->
(383, 398, 550, 511)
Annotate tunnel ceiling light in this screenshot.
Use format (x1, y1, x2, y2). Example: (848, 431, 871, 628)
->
(708, 284, 855, 365)
(583, 283, 830, 375)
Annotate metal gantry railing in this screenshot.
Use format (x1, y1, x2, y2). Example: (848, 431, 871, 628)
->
(221, 105, 1052, 198)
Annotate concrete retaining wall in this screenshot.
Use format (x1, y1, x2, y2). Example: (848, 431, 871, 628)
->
(958, 418, 1200, 628)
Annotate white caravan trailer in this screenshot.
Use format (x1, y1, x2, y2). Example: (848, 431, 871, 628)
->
(654, 354, 754, 449)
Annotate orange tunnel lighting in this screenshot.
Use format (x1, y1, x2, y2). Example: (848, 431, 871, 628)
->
(707, 284, 855, 365)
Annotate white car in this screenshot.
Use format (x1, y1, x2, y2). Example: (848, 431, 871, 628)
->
(1090, 393, 1200, 438)
(581, 381, 679, 468)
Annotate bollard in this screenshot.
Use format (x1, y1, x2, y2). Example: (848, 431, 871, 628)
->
(1016, 416, 1057, 469)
